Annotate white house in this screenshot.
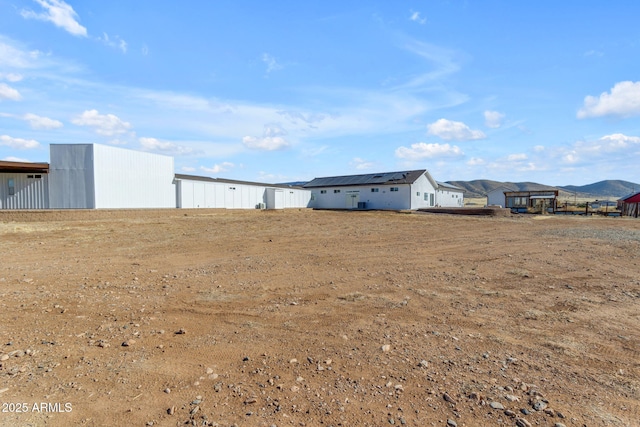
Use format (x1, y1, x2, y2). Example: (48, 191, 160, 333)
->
(304, 170, 446, 210)
(49, 144, 176, 209)
(175, 174, 311, 209)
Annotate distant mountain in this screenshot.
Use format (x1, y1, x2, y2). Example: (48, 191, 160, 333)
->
(558, 180, 639, 198)
(447, 179, 640, 199)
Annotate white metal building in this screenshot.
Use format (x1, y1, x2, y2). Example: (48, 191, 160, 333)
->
(49, 144, 176, 209)
(175, 174, 311, 209)
(304, 170, 444, 210)
(436, 181, 465, 207)
(0, 160, 50, 209)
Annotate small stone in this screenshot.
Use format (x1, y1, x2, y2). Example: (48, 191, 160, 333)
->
(533, 401, 548, 411)
(122, 339, 135, 347)
(206, 368, 214, 374)
(554, 423, 567, 427)
(167, 406, 175, 415)
(515, 419, 532, 427)
(490, 401, 504, 410)
(545, 408, 556, 417)
(381, 344, 391, 352)
(164, 388, 170, 394)
(504, 409, 516, 417)
(505, 394, 520, 402)
(175, 328, 186, 334)
(419, 360, 428, 368)
(244, 397, 257, 404)
(447, 419, 458, 427)
(443, 392, 457, 404)
(0, 354, 9, 361)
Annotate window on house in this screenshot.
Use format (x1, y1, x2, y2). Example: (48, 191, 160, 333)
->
(390, 187, 399, 192)
(334, 189, 341, 193)
(35, 175, 42, 179)
(229, 187, 236, 190)
(430, 193, 434, 206)
(371, 188, 379, 192)
(320, 190, 327, 194)
(8, 178, 15, 196)
(416, 192, 420, 196)
(424, 193, 428, 201)
(27, 175, 34, 178)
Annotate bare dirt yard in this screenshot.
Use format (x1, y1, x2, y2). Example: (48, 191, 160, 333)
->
(0, 209, 639, 427)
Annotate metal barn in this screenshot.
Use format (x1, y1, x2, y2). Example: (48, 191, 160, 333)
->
(304, 170, 443, 210)
(48, 144, 176, 209)
(175, 174, 311, 209)
(0, 160, 50, 209)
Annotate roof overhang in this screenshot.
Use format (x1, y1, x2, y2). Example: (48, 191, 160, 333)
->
(0, 160, 49, 173)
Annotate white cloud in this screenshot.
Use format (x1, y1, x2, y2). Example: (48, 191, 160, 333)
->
(484, 110, 505, 128)
(23, 113, 63, 129)
(0, 134, 39, 149)
(0, 73, 23, 82)
(506, 153, 528, 161)
(555, 133, 640, 166)
(99, 33, 128, 53)
(533, 145, 545, 152)
(139, 137, 193, 156)
(467, 157, 485, 166)
(0, 83, 22, 101)
(201, 162, 234, 174)
(262, 53, 283, 74)
(2, 156, 31, 162)
(427, 118, 486, 141)
(409, 11, 426, 24)
(243, 124, 290, 151)
(395, 142, 464, 160)
(577, 81, 640, 118)
(181, 166, 196, 173)
(21, 0, 87, 37)
(351, 157, 375, 170)
(71, 109, 132, 136)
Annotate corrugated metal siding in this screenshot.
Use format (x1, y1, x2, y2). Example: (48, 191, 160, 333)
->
(49, 144, 96, 208)
(92, 144, 175, 209)
(176, 178, 310, 209)
(0, 173, 49, 209)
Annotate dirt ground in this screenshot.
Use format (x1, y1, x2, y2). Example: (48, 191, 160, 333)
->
(0, 209, 638, 427)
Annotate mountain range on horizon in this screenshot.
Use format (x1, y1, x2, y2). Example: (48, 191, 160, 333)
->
(445, 179, 640, 199)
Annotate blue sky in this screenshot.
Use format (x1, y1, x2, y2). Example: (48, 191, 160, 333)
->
(1, 0, 639, 186)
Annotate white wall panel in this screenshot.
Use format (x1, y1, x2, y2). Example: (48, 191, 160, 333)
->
(0, 173, 49, 209)
(92, 144, 175, 209)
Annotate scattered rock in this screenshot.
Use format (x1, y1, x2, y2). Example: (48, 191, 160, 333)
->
(490, 401, 504, 410)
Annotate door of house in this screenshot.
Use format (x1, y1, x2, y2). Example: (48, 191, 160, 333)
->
(346, 192, 359, 209)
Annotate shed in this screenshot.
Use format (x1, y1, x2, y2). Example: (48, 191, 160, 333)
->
(487, 187, 558, 213)
(618, 192, 640, 217)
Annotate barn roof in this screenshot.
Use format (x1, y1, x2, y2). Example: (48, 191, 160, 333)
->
(303, 170, 428, 188)
(0, 160, 49, 173)
(619, 191, 640, 203)
(174, 174, 305, 189)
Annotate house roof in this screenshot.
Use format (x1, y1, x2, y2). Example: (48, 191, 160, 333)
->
(436, 181, 464, 191)
(303, 170, 428, 188)
(0, 160, 49, 173)
(174, 174, 305, 190)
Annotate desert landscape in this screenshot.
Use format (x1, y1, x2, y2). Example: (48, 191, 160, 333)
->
(0, 208, 638, 427)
